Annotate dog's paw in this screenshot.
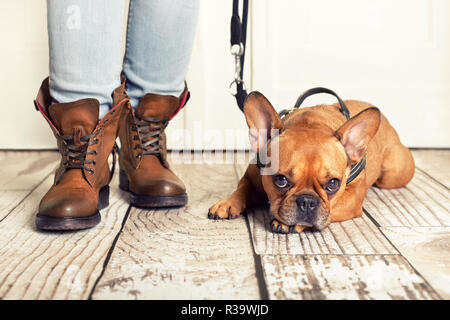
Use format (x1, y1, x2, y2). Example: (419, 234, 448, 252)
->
(271, 219, 306, 234)
(208, 197, 244, 220)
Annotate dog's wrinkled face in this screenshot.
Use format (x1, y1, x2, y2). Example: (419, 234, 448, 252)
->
(243, 91, 380, 231)
(261, 130, 348, 230)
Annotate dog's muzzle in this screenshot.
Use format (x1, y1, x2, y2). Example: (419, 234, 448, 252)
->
(296, 194, 318, 226)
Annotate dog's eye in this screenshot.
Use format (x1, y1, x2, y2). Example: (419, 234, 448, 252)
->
(324, 178, 341, 194)
(273, 174, 289, 189)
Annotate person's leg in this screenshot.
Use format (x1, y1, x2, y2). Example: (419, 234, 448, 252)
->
(35, 0, 128, 231)
(119, 0, 199, 208)
(123, 0, 200, 107)
(47, 0, 125, 118)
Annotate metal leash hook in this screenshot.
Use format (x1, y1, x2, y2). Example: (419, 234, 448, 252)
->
(229, 43, 246, 95)
(230, 0, 248, 112)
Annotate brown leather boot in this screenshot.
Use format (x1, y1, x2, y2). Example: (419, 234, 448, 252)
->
(118, 85, 190, 208)
(34, 78, 129, 230)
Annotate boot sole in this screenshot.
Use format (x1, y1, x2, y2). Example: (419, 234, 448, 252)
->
(119, 170, 187, 208)
(35, 185, 109, 231)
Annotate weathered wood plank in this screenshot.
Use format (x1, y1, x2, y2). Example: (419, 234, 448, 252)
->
(0, 173, 130, 300)
(261, 254, 440, 300)
(381, 226, 450, 299)
(364, 169, 450, 227)
(0, 152, 57, 221)
(412, 150, 450, 188)
(0, 151, 59, 190)
(247, 207, 397, 255)
(0, 190, 30, 221)
(91, 163, 260, 300)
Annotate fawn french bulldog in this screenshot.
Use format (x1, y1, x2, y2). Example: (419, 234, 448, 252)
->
(208, 89, 415, 233)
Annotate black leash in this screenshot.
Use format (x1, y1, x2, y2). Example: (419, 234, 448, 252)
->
(293, 87, 350, 120)
(229, 3, 365, 184)
(230, 0, 248, 112)
(278, 87, 351, 121)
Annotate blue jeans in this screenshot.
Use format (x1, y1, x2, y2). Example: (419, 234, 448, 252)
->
(47, 0, 200, 118)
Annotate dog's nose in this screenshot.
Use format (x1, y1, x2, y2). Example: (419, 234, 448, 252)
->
(296, 195, 319, 222)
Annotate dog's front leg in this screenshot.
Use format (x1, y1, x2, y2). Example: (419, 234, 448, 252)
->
(208, 176, 253, 220)
(208, 166, 266, 220)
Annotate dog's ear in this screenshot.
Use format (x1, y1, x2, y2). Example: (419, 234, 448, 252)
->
(244, 91, 284, 152)
(335, 107, 381, 163)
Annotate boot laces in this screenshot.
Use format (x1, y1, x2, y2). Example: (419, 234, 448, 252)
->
(60, 129, 100, 174)
(133, 114, 168, 158)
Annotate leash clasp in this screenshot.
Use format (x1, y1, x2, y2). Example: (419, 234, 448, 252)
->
(229, 43, 246, 95)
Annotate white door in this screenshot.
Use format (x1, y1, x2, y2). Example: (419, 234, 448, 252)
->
(0, 0, 53, 149)
(251, 0, 450, 148)
(169, 0, 252, 151)
(0, 0, 252, 150)
(0, 0, 449, 149)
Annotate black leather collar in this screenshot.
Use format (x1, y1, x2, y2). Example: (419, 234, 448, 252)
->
(346, 152, 367, 184)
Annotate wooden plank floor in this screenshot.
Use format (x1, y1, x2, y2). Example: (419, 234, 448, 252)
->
(0, 150, 448, 300)
(92, 163, 260, 300)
